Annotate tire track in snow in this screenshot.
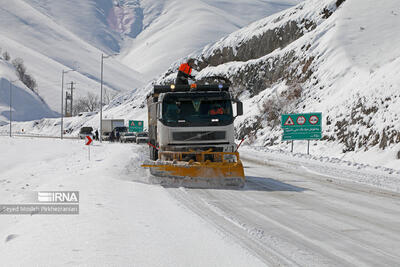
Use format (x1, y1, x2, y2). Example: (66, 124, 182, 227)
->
(165, 159, 400, 266)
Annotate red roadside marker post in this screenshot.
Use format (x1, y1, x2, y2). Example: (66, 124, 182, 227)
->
(85, 136, 93, 160)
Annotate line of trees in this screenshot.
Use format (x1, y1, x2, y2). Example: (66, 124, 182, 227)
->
(73, 92, 100, 115)
(1, 46, 117, 115)
(1, 47, 38, 92)
(73, 90, 116, 115)
(12, 58, 37, 92)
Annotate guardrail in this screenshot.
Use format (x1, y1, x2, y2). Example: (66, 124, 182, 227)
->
(0, 131, 78, 139)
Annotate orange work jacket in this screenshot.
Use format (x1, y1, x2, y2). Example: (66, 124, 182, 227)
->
(210, 108, 224, 115)
(179, 63, 192, 75)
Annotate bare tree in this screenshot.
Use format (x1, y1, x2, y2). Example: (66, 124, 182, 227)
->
(12, 58, 26, 79)
(103, 88, 117, 105)
(2, 51, 10, 61)
(73, 92, 100, 115)
(23, 74, 37, 91)
(11, 57, 37, 91)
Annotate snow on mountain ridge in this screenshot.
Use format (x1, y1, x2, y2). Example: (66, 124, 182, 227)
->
(22, 0, 305, 79)
(120, 0, 304, 79)
(26, 0, 121, 53)
(0, 0, 302, 121)
(0, 0, 144, 117)
(108, 0, 144, 38)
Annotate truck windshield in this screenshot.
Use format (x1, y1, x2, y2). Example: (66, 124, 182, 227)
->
(162, 95, 233, 126)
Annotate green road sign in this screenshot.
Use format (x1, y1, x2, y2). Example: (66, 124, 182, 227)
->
(129, 120, 144, 132)
(281, 113, 322, 140)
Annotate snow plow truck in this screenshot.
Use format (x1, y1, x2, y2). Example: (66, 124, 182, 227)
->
(142, 77, 245, 188)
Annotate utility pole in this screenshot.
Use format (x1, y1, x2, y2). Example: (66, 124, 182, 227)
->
(9, 82, 12, 137)
(61, 71, 64, 139)
(65, 91, 69, 117)
(9, 80, 18, 137)
(65, 81, 75, 117)
(100, 53, 119, 143)
(100, 54, 104, 142)
(70, 81, 74, 116)
(61, 69, 75, 139)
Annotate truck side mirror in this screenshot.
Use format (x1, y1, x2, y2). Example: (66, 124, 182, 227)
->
(156, 102, 162, 119)
(236, 101, 243, 116)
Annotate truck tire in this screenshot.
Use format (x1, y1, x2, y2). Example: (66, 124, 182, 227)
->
(150, 146, 158, 161)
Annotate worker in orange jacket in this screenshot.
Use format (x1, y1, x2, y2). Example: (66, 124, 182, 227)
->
(176, 58, 196, 85)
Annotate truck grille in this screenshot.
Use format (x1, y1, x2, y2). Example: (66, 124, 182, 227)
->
(172, 131, 226, 141)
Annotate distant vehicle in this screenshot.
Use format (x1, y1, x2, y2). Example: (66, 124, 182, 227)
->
(102, 132, 110, 141)
(79, 127, 93, 139)
(112, 126, 128, 142)
(120, 132, 137, 143)
(101, 119, 124, 141)
(136, 132, 149, 144)
(112, 126, 128, 136)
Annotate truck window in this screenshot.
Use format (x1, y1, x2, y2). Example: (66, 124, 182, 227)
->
(163, 98, 233, 126)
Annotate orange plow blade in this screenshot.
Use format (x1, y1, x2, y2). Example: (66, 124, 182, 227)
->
(142, 151, 245, 188)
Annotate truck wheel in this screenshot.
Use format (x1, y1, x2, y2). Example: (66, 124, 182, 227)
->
(150, 146, 158, 160)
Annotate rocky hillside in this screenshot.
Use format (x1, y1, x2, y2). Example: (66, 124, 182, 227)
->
(159, 0, 400, 155)
(2, 0, 399, 165)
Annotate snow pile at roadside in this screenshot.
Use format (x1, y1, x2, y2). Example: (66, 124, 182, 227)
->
(240, 145, 400, 194)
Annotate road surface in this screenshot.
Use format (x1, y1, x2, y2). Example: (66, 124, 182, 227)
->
(1, 137, 399, 266)
(166, 157, 400, 266)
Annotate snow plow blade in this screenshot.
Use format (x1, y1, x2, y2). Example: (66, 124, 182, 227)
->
(142, 151, 245, 189)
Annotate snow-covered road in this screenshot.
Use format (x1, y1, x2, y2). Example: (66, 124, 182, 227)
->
(168, 159, 400, 266)
(1, 136, 400, 266)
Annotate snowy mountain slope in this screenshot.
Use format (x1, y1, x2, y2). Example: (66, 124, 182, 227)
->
(25, 0, 121, 53)
(0, 0, 302, 121)
(156, 0, 400, 156)
(0, 60, 56, 123)
(0, 0, 143, 114)
(119, 0, 304, 79)
(20, 0, 304, 80)
(85, 0, 398, 166)
(160, 0, 335, 80)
